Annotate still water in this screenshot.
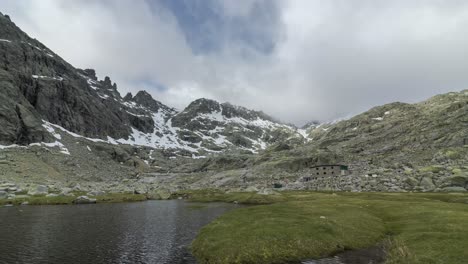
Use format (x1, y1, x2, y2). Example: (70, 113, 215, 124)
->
(0, 200, 239, 264)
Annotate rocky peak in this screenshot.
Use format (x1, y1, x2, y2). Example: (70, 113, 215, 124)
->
(101, 76, 115, 89)
(221, 102, 275, 122)
(123, 92, 133, 101)
(82, 69, 97, 81)
(129, 90, 170, 113)
(133, 90, 153, 101)
(186, 98, 221, 114)
(301, 121, 320, 129)
(0, 13, 27, 41)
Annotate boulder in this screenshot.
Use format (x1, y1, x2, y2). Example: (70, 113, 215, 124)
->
(420, 176, 435, 191)
(0, 190, 7, 199)
(244, 186, 259, 192)
(87, 190, 105, 197)
(73, 196, 97, 204)
(0, 183, 15, 191)
(59, 187, 74, 196)
(28, 185, 48, 196)
(257, 188, 277, 195)
(46, 193, 59, 197)
(72, 183, 83, 192)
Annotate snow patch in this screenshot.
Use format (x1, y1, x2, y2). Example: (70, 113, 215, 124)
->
(0, 144, 22, 150)
(126, 111, 146, 117)
(42, 121, 62, 140)
(297, 129, 308, 138)
(32, 75, 63, 81)
(29, 141, 70, 155)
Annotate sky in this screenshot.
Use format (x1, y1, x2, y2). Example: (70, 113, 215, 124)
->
(2, 0, 468, 125)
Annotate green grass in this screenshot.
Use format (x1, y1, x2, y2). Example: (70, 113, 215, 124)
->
(190, 191, 468, 264)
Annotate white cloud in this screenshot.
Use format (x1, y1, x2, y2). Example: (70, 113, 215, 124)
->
(2, 0, 468, 125)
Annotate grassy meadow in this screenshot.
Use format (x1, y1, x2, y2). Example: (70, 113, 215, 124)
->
(186, 191, 468, 264)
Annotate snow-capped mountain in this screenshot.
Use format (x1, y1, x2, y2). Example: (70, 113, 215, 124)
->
(0, 12, 306, 156)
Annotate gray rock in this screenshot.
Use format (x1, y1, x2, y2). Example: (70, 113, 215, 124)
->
(0, 183, 16, 187)
(73, 196, 97, 204)
(257, 188, 277, 195)
(245, 186, 259, 192)
(420, 176, 435, 191)
(87, 190, 105, 197)
(28, 185, 48, 196)
(0, 191, 7, 199)
(72, 184, 82, 192)
(46, 193, 59, 197)
(59, 187, 74, 196)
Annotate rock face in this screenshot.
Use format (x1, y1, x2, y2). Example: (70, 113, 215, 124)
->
(0, 13, 133, 143)
(27, 185, 48, 196)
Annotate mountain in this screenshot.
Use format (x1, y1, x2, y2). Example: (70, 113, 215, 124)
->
(0, 12, 466, 195)
(0, 12, 304, 156)
(203, 90, 467, 192)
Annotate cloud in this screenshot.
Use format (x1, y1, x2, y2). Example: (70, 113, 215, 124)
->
(2, 0, 468, 125)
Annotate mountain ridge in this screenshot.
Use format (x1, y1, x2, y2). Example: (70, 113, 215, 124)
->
(0, 12, 305, 155)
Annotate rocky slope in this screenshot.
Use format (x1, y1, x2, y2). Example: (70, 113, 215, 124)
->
(0, 12, 303, 156)
(189, 90, 467, 192)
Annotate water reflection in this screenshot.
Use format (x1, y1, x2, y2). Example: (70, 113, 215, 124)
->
(0, 201, 238, 264)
